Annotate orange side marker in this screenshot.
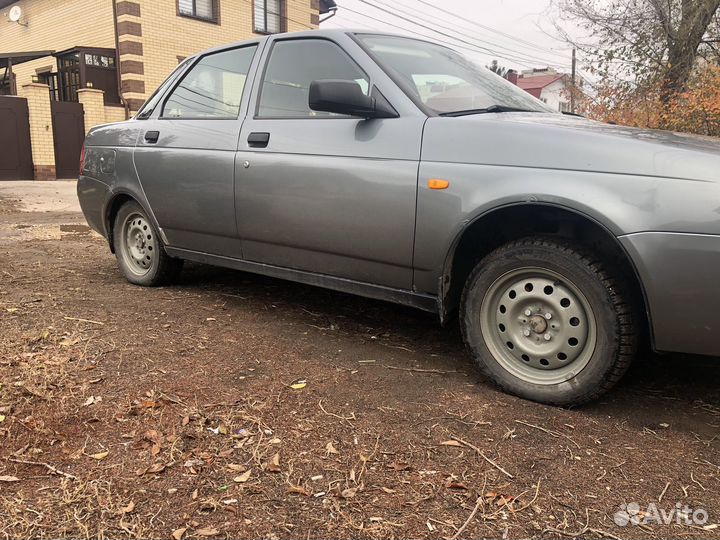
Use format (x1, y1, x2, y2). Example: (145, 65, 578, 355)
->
(428, 178, 450, 190)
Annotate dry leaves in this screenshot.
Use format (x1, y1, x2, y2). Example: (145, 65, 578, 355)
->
(233, 470, 252, 483)
(89, 451, 109, 461)
(387, 461, 410, 471)
(266, 453, 281, 473)
(0, 475, 20, 482)
(325, 441, 339, 455)
(289, 378, 307, 390)
(440, 439, 463, 447)
(195, 527, 219, 537)
(288, 485, 310, 496)
(171, 528, 187, 540)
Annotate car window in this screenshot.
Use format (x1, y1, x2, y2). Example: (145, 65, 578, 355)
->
(358, 35, 556, 115)
(258, 39, 370, 118)
(162, 46, 257, 119)
(136, 58, 193, 119)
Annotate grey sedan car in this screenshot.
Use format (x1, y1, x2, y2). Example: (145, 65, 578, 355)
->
(78, 30, 720, 406)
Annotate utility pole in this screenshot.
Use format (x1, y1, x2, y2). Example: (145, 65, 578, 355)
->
(570, 48, 577, 113)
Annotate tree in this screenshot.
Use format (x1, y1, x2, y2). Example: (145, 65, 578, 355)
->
(487, 60, 509, 78)
(552, 0, 720, 102)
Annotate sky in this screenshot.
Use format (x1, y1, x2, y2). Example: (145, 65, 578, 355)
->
(321, 0, 579, 73)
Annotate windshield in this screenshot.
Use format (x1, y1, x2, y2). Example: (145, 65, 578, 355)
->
(357, 34, 556, 115)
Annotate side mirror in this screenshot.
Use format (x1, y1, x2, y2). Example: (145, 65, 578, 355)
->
(309, 79, 397, 119)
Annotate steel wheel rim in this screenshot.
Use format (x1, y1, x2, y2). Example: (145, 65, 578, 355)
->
(120, 212, 156, 276)
(480, 267, 597, 385)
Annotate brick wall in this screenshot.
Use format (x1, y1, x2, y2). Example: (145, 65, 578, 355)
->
(0, 0, 116, 89)
(17, 83, 56, 180)
(118, 0, 318, 111)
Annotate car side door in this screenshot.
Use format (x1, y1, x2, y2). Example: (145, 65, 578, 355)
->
(235, 35, 426, 290)
(133, 44, 261, 258)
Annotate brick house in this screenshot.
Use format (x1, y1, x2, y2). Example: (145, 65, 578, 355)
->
(0, 0, 331, 180)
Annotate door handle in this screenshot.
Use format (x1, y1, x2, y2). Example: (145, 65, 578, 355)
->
(144, 130, 160, 144)
(248, 132, 270, 148)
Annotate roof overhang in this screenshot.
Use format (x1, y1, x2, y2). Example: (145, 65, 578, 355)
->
(0, 1, 18, 10)
(0, 51, 55, 69)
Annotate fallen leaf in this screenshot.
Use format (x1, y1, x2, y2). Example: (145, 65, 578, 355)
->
(387, 461, 410, 471)
(381, 487, 397, 494)
(121, 501, 135, 514)
(5, 307, 19, 313)
(440, 440, 463, 447)
(325, 442, 339, 455)
(140, 400, 161, 409)
(139, 463, 166, 475)
(172, 527, 187, 540)
(287, 485, 310, 496)
(234, 469, 252, 483)
(182, 416, 190, 426)
(289, 379, 307, 390)
(195, 527, 219, 537)
(0, 415, 5, 423)
(83, 395, 102, 406)
(227, 464, 246, 472)
(340, 487, 358, 499)
(445, 480, 468, 490)
(266, 453, 281, 473)
(0, 476, 20, 482)
(90, 451, 109, 460)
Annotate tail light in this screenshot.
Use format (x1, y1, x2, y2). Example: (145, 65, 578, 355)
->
(79, 145, 86, 176)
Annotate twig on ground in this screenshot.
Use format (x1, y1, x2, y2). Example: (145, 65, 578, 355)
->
(658, 481, 670, 502)
(8, 458, 77, 480)
(383, 366, 462, 375)
(515, 419, 581, 449)
(63, 316, 105, 326)
(451, 496, 484, 540)
(318, 400, 356, 427)
(450, 436, 514, 479)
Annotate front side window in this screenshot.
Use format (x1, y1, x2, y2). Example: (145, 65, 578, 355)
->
(254, 0, 283, 34)
(258, 39, 369, 118)
(178, 0, 216, 21)
(358, 34, 556, 115)
(162, 46, 257, 119)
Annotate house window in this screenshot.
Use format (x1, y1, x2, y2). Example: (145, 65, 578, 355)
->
(254, 0, 284, 34)
(178, 0, 217, 22)
(559, 101, 571, 113)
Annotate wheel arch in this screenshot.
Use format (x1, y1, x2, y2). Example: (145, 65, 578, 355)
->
(104, 191, 159, 254)
(440, 202, 653, 348)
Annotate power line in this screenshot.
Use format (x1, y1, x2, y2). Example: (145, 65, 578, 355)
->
(335, 2, 569, 69)
(344, 0, 570, 68)
(365, 0, 572, 67)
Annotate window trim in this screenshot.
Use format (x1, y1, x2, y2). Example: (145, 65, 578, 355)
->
(159, 44, 259, 121)
(177, 0, 221, 25)
(252, 0, 286, 35)
(254, 36, 374, 120)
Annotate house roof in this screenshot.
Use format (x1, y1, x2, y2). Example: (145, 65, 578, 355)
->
(0, 50, 55, 69)
(0, 0, 17, 10)
(516, 74, 566, 92)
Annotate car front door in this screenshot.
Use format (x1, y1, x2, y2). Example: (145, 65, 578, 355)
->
(235, 35, 426, 290)
(133, 44, 260, 257)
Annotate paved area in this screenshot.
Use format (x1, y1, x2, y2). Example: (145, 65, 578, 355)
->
(1, 181, 719, 539)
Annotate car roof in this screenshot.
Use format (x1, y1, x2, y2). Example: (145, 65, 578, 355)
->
(187, 29, 416, 59)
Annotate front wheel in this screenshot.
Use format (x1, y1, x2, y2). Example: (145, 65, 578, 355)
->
(113, 201, 183, 286)
(460, 238, 636, 406)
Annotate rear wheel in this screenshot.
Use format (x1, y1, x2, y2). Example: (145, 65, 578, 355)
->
(460, 237, 636, 406)
(113, 201, 182, 286)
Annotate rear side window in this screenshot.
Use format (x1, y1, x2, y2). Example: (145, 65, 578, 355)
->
(162, 46, 257, 119)
(258, 39, 369, 118)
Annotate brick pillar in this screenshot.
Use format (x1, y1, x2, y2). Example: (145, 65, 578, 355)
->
(18, 83, 56, 181)
(77, 88, 107, 133)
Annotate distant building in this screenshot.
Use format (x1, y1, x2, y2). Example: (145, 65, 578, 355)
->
(508, 67, 583, 113)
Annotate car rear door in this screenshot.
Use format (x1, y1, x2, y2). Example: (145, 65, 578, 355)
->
(133, 43, 261, 257)
(234, 34, 426, 290)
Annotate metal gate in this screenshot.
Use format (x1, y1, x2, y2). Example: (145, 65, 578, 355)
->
(51, 101, 85, 179)
(0, 96, 33, 180)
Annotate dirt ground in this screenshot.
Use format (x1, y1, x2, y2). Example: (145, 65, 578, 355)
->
(1, 182, 719, 540)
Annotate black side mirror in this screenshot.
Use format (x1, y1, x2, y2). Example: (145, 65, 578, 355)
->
(309, 79, 397, 119)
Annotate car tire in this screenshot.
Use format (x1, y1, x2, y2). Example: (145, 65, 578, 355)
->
(460, 237, 636, 406)
(113, 200, 183, 287)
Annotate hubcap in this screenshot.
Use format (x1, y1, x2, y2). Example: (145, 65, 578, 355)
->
(480, 267, 597, 385)
(121, 212, 155, 276)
